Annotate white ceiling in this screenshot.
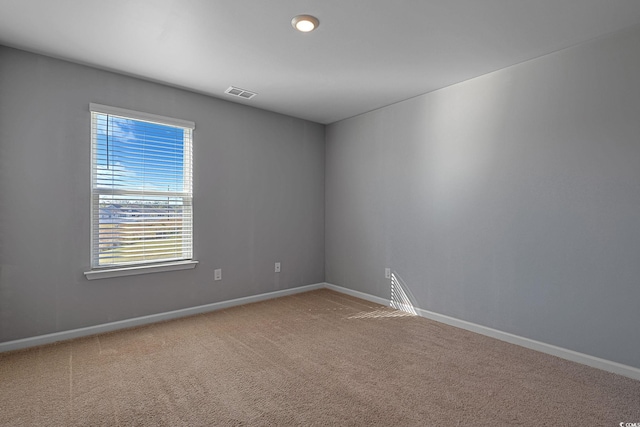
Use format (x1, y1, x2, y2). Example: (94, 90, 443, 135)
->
(2, 1, 640, 124)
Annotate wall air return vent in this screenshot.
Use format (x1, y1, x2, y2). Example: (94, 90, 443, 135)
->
(225, 86, 257, 100)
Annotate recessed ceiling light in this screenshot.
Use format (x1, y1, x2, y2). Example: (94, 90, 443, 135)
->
(291, 15, 319, 33)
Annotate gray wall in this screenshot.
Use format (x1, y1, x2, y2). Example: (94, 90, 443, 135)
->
(0, 46, 325, 342)
(326, 25, 640, 369)
(3, 23, 640, 370)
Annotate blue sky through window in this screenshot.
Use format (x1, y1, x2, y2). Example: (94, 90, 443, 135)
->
(95, 114, 186, 194)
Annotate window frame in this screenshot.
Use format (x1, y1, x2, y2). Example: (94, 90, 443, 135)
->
(85, 103, 197, 280)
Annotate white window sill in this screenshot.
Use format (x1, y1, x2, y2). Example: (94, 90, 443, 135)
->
(84, 260, 198, 280)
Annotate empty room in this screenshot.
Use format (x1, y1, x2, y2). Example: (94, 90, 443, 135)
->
(1, 1, 640, 425)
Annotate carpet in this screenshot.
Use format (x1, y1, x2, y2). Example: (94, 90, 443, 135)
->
(1, 289, 639, 426)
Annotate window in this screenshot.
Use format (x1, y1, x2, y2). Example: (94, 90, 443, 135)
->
(89, 104, 194, 270)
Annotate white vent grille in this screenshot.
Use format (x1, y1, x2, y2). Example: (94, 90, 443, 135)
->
(225, 86, 257, 100)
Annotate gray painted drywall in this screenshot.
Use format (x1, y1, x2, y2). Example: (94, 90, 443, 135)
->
(0, 46, 325, 342)
(326, 25, 640, 369)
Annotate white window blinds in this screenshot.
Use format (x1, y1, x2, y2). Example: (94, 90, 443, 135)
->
(90, 104, 194, 268)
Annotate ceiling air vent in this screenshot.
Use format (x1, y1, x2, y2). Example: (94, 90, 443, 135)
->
(225, 86, 257, 100)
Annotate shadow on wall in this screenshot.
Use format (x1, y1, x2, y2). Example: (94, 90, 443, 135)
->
(390, 272, 418, 315)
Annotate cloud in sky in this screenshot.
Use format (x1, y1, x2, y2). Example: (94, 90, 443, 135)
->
(95, 114, 186, 193)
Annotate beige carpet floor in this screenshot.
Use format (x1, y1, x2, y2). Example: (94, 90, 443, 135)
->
(1, 289, 639, 426)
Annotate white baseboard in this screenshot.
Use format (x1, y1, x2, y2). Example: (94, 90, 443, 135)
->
(324, 282, 390, 306)
(324, 283, 640, 381)
(0, 283, 325, 353)
(3, 281, 639, 381)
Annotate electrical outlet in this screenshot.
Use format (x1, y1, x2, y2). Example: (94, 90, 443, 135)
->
(385, 268, 391, 279)
(214, 268, 222, 281)
(275, 262, 281, 273)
